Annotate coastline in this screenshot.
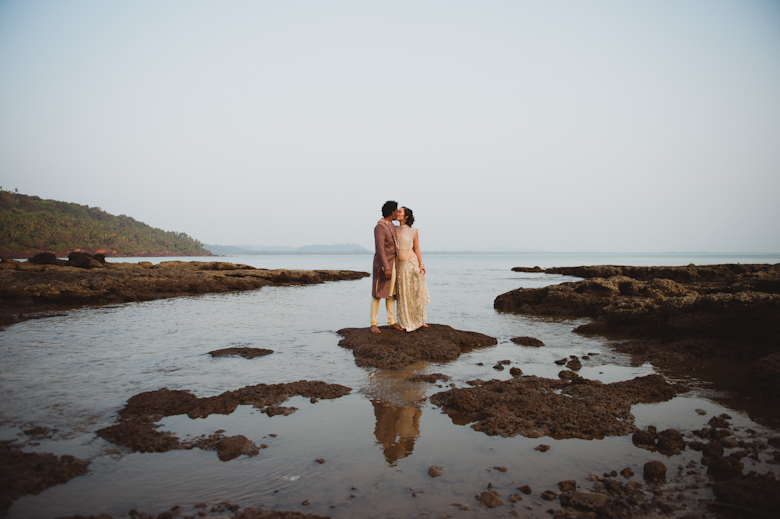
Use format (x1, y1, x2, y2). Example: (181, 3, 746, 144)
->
(3, 258, 780, 518)
(496, 263, 780, 403)
(0, 257, 368, 329)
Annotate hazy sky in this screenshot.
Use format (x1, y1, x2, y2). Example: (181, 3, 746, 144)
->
(1, 1, 779, 252)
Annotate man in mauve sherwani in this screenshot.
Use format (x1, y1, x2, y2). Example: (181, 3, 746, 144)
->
(371, 200, 403, 333)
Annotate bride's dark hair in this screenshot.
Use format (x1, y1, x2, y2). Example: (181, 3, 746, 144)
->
(402, 206, 414, 226)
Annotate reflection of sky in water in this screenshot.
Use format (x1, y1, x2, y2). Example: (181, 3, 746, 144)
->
(1, 254, 779, 518)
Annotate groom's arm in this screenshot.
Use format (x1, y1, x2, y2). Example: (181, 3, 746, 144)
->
(374, 224, 393, 279)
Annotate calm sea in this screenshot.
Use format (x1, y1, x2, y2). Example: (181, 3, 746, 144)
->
(1, 252, 778, 518)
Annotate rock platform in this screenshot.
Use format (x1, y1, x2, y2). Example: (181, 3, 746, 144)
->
(496, 264, 780, 400)
(0, 255, 368, 327)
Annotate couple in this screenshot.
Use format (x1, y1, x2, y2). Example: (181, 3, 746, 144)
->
(370, 200, 430, 333)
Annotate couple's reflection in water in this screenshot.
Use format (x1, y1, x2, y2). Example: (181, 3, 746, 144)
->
(365, 362, 429, 466)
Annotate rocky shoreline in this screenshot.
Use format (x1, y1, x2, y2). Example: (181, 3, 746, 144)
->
(497, 264, 780, 401)
(0, 252, 368, 328)
(4, 261, 780, 518)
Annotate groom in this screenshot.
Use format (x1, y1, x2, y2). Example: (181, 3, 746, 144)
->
(371, 200, 403, 333)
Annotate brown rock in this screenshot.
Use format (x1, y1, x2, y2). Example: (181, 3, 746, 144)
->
(510, 336, 544, 347)
(632, 426, 657, 447)
(712, 472, 780, 513)
(657, 429, 686, 455)
(216, 435, 259, 461)
(749, 352, 780, 399)
(475, 489, 503, 508)
(511, 267, 543, 273)
(705, 456, 743, 481)
(620, 467, 634, 479)
(566, 358, 582, 371)
(492, 466, 508, 472)
(187, 395, 240, 419)
(558, 480, 576, 492)
(96, 420, 180, 453)
(337, 324, 497, 369)
(428, 465, 444, 477)
(518, 485, 532, 494)
(68, 251, 103, 269)
(643, 460, 666, 482)
(708, 416, 730, 429)
(509, 367, 523, 377)
(535, 444, 551, 452)
(702, 440, 725, 458)
(540, 490, 558, 501)
(29, 252, 57, 264)
(559, 491, 611, 511)
(208, 347, 274, 359)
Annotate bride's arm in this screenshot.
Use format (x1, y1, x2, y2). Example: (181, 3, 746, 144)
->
(414, 229, 425, 274)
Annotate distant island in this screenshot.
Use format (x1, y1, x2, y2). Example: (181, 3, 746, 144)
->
(0, 190, 212, 258)
(205, 243, 372, 255)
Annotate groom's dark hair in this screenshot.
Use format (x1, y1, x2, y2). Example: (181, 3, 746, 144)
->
(381, 200, 398, 218)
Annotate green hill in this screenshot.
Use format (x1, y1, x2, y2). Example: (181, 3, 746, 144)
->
(0, 190, 211, 258)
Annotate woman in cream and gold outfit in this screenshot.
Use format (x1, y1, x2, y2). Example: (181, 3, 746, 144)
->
(394, 206, 430, 331)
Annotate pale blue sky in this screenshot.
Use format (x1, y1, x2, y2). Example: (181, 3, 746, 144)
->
(1, 0, 779, 252)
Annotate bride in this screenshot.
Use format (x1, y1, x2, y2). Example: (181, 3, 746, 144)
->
(395, 206, 430, 332)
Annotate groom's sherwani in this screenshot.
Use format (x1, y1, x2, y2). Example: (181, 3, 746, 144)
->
(372, 220, 398, 299)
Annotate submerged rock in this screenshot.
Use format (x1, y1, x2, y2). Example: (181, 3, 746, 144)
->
(336, 324, 497, 369)
(510, 336, 544, 347)
(209, 347, 274, 359)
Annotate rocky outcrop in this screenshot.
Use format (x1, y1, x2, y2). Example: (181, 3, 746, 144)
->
(0, 259, 368, 327)
(1, 440, 90, 518)
(336, 324, 497, 369)
(430, 373, 679, 439)
(494, 264, 780, 373)
(97, 381, 351, 455)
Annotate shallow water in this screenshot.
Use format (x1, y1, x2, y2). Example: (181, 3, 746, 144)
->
(1, 252, 779, 518)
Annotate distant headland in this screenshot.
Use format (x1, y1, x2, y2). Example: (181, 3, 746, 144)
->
(0, 190, 212, 258)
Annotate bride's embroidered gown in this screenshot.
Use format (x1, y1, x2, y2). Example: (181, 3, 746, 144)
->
(396, 224, 430, 332)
